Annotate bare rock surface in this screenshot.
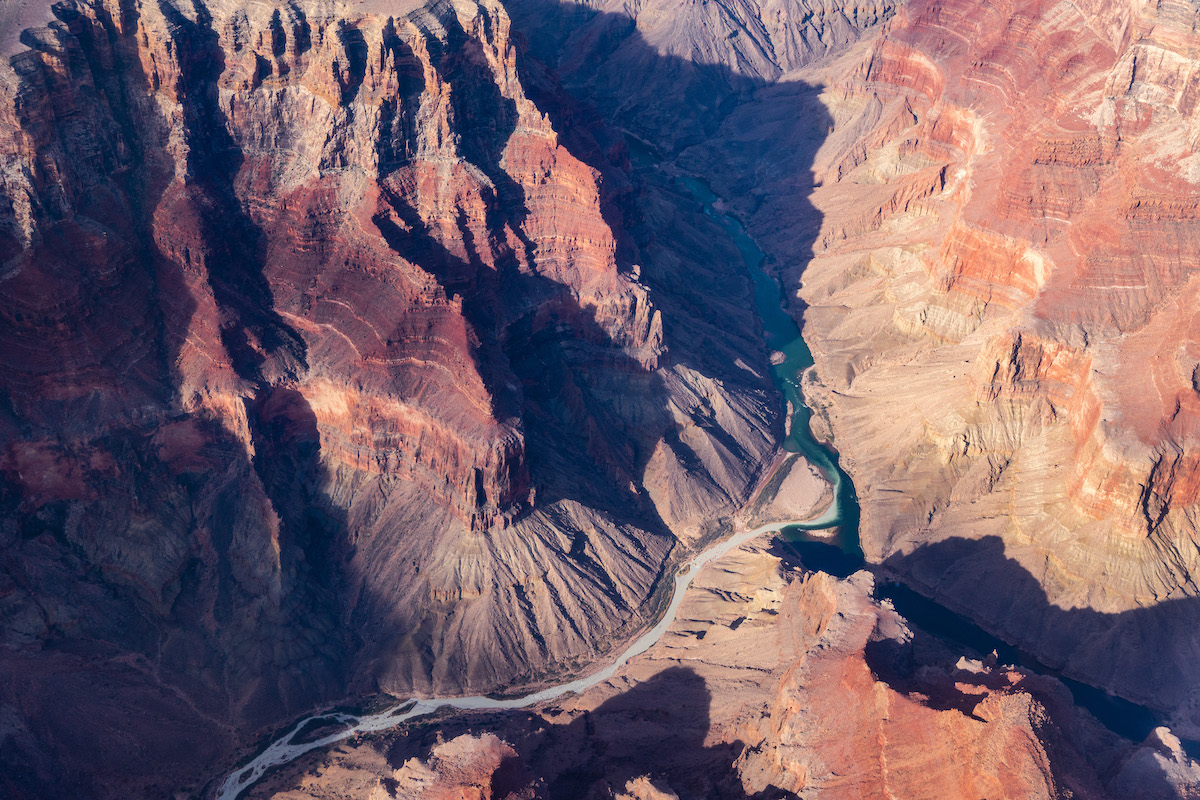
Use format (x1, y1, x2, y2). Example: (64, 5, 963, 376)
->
(242, 534, 1200, 799)
(0, 0, 789, 794)
(6, 0, 1200, 793)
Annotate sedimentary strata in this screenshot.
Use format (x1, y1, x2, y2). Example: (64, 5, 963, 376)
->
(0, 0, 787, 793)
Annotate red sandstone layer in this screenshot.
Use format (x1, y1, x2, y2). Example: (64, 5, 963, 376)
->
(0, 0, 786, 795)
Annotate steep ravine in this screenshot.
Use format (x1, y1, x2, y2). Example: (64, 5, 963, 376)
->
(5, 0, 1200, 795)
(0, 0, 792, 795)
(218, 152, 1197, 800)
(688, 172, 1192, 753)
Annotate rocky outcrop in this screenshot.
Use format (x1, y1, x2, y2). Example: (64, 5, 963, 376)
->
(239, 536, 1198, 800)
(390, 733, 524, 800)
(0, 0, 785, 795)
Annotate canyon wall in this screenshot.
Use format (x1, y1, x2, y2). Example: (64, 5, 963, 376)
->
(0, 0, 786, 794)
(6, 0, 1200, 793)
(775, 0, 1200, 733)
(501, 0, 1200, 742)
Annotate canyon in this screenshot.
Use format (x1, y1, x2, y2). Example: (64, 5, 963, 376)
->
(3, 0, 1200, 796)
(770, 0, 1200, 735)
(0, 0, 791, 793)
(503, 0, 1200, 747)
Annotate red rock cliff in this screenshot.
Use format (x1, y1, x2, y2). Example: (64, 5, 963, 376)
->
(0, 0, 784, 795)
(756, 0, 1200, 733)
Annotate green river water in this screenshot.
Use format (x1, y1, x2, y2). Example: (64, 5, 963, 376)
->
(216, 148, 1181, 799)
(675, 175, 862, 554)
(671, 171, 1181, 752)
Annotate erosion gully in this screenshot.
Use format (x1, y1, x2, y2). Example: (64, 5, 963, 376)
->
(213, 158, 1183, 799)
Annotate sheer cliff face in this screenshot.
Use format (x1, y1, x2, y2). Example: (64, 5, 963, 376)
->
(0, 0, 782, 794)
(755, 0, 1200, 728)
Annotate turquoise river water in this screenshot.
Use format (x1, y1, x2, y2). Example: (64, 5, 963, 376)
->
(214, 159, 1182, 798)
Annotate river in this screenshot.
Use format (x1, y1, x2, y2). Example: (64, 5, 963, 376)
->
(215, 161, 1179, 799)
(677, 171, 1184, 753)
(673, 173, 861, 557)
(213, 517, 828, 800)
(214, 157, 857, 800)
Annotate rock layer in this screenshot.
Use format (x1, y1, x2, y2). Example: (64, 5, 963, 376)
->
(0, 0, 785, 795)
(7, 0, 1200, 793)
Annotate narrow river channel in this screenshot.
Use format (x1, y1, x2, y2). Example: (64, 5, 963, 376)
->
(678, 172, 1182, 754)
(215, 165, 1183, 799)
(214, 518, 822, 800)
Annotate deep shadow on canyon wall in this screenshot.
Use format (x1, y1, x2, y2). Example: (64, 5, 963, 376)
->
(0, 0, 833, 798)
(496, 0, 839, 520)
(770, 530, 1200, 737)
(1, 2, 353, 797)
(364, 7, 677, 528)
(881, 535, 1200, 724)
(504, 0, 832, 493)
(337, 0, 804, 703)
(329, 0, 837, 709)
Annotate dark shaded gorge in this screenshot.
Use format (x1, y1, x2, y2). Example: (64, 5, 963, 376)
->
(2, 0, 1197, 798)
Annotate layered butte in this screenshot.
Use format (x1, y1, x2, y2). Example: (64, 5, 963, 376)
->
(0, 0, 789, 795)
